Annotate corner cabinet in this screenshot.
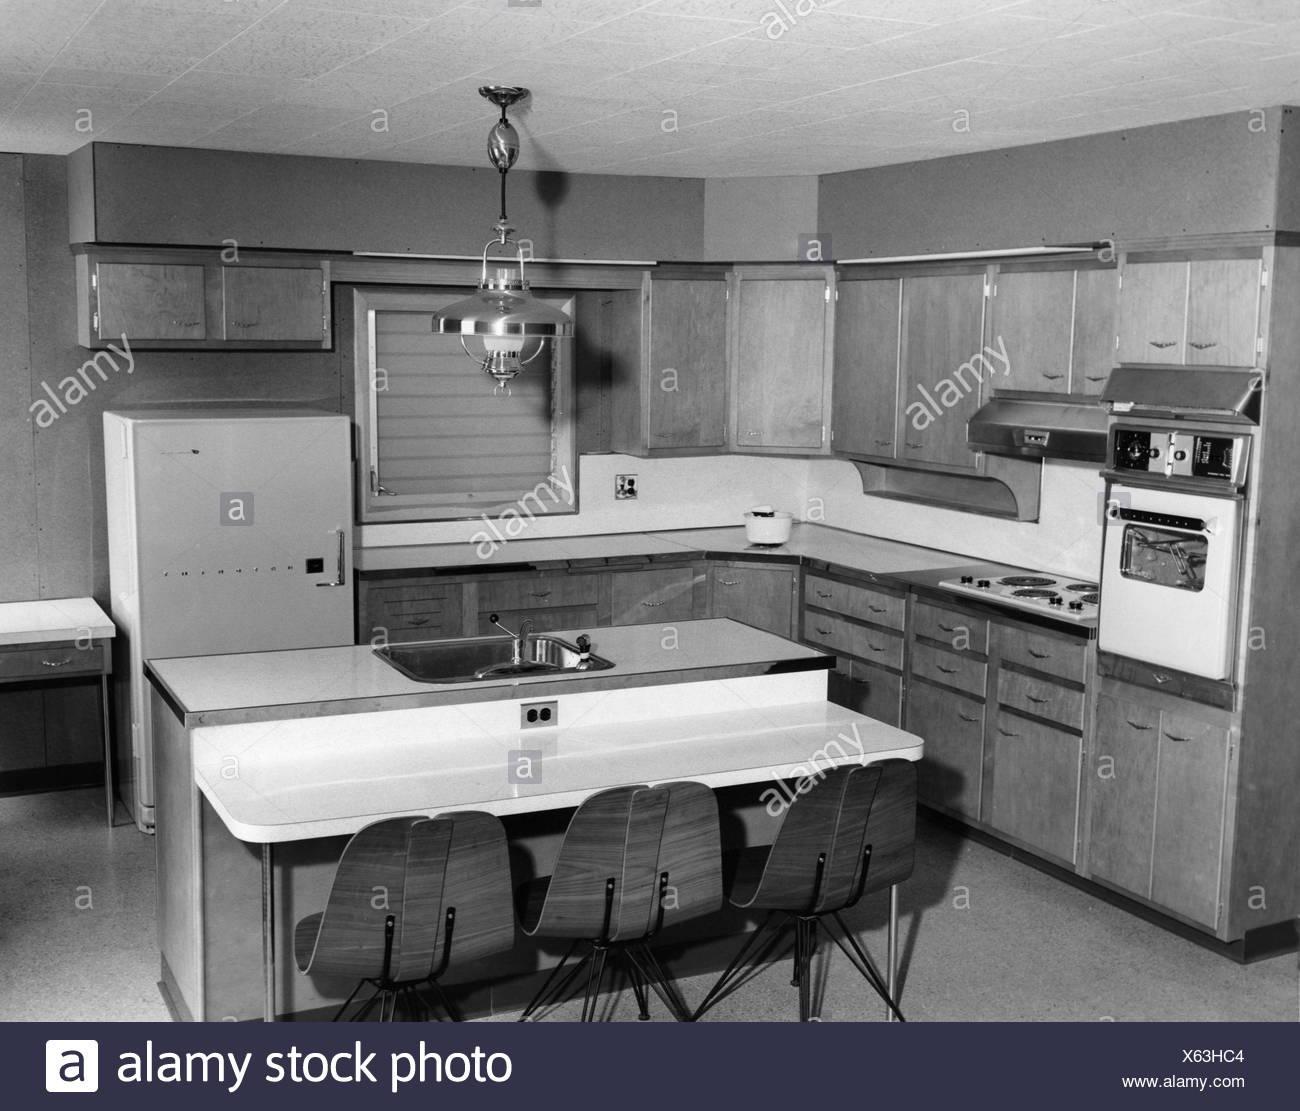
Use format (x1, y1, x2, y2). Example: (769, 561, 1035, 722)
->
(1115, 253, 1264, 367)
(76, 248, 330, 349)
(729, 266, 834, 454)
(710, 560, 797, 638)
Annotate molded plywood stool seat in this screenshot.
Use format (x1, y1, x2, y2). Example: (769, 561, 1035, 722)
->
(294, 811, 515, 1021)
(517, 781, 723, 1022)
(693, 759, 916, 1023)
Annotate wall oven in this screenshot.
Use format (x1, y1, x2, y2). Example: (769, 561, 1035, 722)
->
(1098, 422, 1252, 686)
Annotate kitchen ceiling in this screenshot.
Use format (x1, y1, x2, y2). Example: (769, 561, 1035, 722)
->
(1, 0, 1297, 177)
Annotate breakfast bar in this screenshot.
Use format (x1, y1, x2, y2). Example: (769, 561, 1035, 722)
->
(148, 619, 923, 1021)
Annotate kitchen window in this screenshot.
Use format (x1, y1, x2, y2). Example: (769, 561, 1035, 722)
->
(351, 287, 576, 523)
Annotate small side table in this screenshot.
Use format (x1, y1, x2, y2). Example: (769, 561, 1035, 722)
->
(0, 598, 116, 826)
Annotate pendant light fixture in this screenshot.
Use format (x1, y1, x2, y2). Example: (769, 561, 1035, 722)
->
(433, 85, 573, 393)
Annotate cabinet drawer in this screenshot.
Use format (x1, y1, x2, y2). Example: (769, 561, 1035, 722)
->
(0, 644, 105, 680)
(829, 658, 902, 727)
(909, 640, 986, 696)
(804, 613, 903, 670)
(987, 711, 1082, 864)
(913, 599, 988, 653)
(804, 574, 904, 630)
(997, 670, 1084, 732)
(479, 573, 600, 612)
(476, 606, 598, 635)
(363, 581, 462, 640)
(610, 566, 697, 625)
(712, 563, 795, 637)
(998, 627, 1086, 682)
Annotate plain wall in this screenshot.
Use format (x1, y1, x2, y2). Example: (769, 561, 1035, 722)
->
(702, 175, 820, 261)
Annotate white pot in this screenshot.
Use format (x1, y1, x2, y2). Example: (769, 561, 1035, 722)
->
(744, 510, 793, 545)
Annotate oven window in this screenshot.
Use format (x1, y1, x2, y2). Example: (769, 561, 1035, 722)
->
(1119, 525, 1207, 592)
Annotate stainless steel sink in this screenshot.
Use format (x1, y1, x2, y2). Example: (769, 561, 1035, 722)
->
(374, 633, 613, 684)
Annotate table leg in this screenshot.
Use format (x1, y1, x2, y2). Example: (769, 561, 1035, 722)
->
(886, 884, 899, 1023)
(100, 674, 114, 828)
(262, 842, 276, 1022)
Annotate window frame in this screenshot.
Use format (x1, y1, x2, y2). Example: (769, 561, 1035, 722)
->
(351, 285, 577, 524)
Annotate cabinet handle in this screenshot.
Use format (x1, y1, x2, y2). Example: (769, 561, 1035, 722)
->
(958, 712, 980, 723)
(1147, 340, 1177, 349)
(1084, 374, 1107, 382)
(407, 616, 429, 626)
(641, 599, 666, 607)
(1188, 341, 1217, 350)
(528, 590, 552, 599)
(936, 664, 958, 674)
(1027, 648, 1050, 659)
(815, 626, 833, 635)
(718, 578, 740, 586)
(866, 643, 885, 653)
(42, 656, 73, 667)
(815, 589, 833, 599)
(867, 603, 887, 614)
(231, 320, 261, 328)
(1026, 694, 1049, 704)
(905, 440, 924, 449)
(1040, 372, 1065, 380)
(938, 622, 957, 632)
(997, 727, 1020, 737)
(874, 438, 893, 447)
(1162, 732, 1194, 743)
(1152, 672, 1172, 684)
(1125, 719, 1154, 731)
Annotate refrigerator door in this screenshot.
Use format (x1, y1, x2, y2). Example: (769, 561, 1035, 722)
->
(133, 415, 353, 657)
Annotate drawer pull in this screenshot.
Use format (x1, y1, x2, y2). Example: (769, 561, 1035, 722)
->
(815, 589, 833, 599)
(1147, 340, 1177, 349)
(957, 712, 979, 723)
(1188, 341, 1217, 351)
(997, 727, 1020, 737)
(42, 656, 73, 667)
(1085, 374, 1107, 382)
(528, 590, 552, 599)
(1040, 372, 1064, 380)
(937, 622, 957, 632)
(874, 438, 893, 447)
(866, 643, 885, 653)
(641, 599, 666, 607)
(905, 440, 924, 449)
(1027, 648, 1050, 659)
(408, 616, 429, 626)
(1152, 672, 1172, 684)
(815, 626, 833, 635)
(1026, 695, 1049, 705)
(936, 664, 958, 675)
(867, 604, 887, 614)
(1163, 732, 1194, 743)
(718, 579, 740, 586)
(1126, 719, 1154, 731)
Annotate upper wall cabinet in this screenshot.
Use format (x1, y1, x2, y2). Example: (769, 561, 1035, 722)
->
(987, 264, 1117, 395)
(898, 271, 987, 470)
(831, 277, 900, 458)
(591, 270, 730, 457)
(729, 266, 834, 454)
(1116, 255, 1263, 367)
(76, 248, 330, 349)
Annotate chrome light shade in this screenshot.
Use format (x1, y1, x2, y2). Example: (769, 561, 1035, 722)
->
(433, 85, 573, 390)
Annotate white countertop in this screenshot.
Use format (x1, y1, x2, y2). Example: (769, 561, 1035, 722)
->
(0, 598, 115, 646)
(147, 618, 832, 724)
(354, 523, 969, 577)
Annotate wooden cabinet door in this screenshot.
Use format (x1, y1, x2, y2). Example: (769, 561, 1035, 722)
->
(222, 266, 325, 342)
(1185, 258, 1261, 367)
(829, 658, 902, 728)
(831, 278, 900, 457)
(609, 566, 698, 626)
(1151, 710, 1230, 927)
(1116, 261, 1186, 363)
(987, 711, 1082, 863)
(733, 275, 829, 451)
(710, 564, 795, 637)
(1086, 694, 1158, 897)
(907, 679, 984, 819)
(1070, 268, 1118, 395)
(646, 278, 728, 449)
(899, 273, 986, 469)
(94, 262, 205, 340)
(988, 269, 1072, 392)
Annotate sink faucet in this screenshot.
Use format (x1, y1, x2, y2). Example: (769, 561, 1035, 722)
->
(488, 613, 535, 664)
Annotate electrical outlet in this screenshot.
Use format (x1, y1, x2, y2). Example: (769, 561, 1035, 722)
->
(615, 474, 638, 500)
(520, 700, 558, 728)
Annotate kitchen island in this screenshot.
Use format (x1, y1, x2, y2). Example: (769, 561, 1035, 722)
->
(148, 619, 923, 1021)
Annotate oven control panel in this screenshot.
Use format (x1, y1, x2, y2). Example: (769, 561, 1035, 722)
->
(1110, 426, 1249, 487)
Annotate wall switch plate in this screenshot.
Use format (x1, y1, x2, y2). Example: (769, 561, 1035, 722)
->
(615, 474, 638, 500)
(521, 700, 558, 728)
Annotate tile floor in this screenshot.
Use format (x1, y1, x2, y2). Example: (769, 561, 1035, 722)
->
(2, 788, 1295, 1023)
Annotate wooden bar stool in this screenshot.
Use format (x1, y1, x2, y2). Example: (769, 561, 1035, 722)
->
(517, 781, 722, 1022)
(692, 759, 916, 1022)
(294, 811, 514, 1021)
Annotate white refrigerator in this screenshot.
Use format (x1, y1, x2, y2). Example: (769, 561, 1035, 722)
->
(104, 410, 355, 831)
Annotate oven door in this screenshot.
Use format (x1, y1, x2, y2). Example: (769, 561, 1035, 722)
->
(1098, 483, 1242, 680)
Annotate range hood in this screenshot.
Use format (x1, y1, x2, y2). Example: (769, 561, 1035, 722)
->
(966, 391, 1109, 462)
(1101, 365, 1263, 422)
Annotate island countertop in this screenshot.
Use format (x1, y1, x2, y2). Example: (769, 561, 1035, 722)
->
(146, 618, 834, 728)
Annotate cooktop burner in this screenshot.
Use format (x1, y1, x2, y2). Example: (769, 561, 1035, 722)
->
(935, 570, 1099, 624)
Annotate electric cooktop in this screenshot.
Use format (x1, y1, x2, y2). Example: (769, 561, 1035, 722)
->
(936, 573, 1099, 625)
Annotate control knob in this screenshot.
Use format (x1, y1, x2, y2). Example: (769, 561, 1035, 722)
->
(1068, 600, 1083, 612)
(1048, 596, 1063, 607)
(976, 579, 991, 589)
(960, 575, 974, 584)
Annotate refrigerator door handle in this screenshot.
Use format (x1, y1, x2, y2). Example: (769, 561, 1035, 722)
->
(316, 529, 347, 587)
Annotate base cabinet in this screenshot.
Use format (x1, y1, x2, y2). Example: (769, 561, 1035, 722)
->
(709, 562, 796, 637)
(986, 711, 1082, 864)
(906, 679, 984, 820)
(609, 566, 699, 626)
